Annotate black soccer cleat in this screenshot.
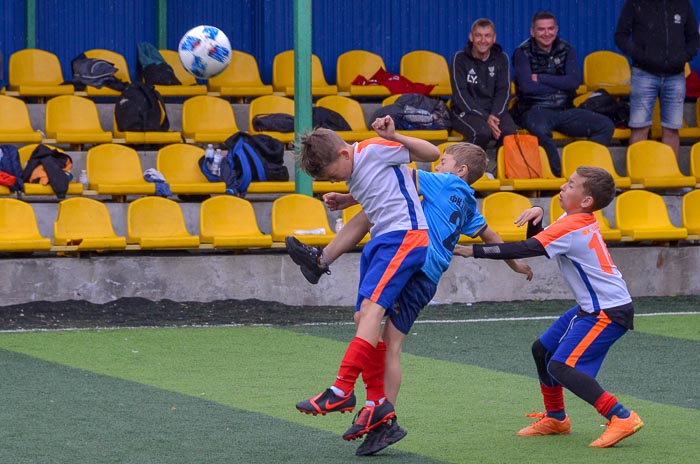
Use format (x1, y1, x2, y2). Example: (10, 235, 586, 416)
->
(296, 388, 356, 415)
(343, 400, 396, 441)
(355, 417, 407, 456)
(285, 236, 330, 284)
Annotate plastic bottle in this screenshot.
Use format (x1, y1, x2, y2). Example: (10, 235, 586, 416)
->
(335, 218, 344, 233)
(293, 228, 327, 235)
(212, 148, 223, 176)
(204, 144, 215, 161)
(78, 169, 89, 188)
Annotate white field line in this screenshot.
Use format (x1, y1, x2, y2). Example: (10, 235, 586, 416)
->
(0, 311, 698, 334)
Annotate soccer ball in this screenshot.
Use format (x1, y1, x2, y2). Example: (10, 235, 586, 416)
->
(178, 25, 232, 79)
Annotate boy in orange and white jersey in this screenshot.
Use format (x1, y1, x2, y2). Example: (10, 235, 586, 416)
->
(455, 166, 643, 448)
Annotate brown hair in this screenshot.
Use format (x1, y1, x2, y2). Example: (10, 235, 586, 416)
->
(532, 11, 556, 27)
(576, 166, 615, 210)
(298, 128, 346, 178)
(471, 18, 496, 34)
(444, 142, 487, 185)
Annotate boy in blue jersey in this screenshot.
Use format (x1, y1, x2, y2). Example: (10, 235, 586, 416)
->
(287, 142, 533, 455)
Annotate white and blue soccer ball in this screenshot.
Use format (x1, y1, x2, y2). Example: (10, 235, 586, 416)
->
(178, 25, 232, 79)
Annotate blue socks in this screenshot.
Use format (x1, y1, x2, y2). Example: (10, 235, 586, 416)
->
(606, 403, 631, 420)
(546, 410, 567, 421)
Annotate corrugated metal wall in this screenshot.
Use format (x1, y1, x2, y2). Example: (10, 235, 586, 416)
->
(2, 0, 700, 87)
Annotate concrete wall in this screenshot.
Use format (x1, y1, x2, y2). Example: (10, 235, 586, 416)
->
(1, 245, 698, 307)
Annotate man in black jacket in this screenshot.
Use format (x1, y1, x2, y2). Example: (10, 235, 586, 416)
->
(615, 0, 699, 157)
(512, 11, 614, 177)
(450, 18, 517, 149)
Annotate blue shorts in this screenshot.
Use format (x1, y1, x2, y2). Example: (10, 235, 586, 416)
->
(629, 67, 685, 129)
(355, 229, 428, 312)
(388, 271, 438, 335)
(540, 306, 627, 378)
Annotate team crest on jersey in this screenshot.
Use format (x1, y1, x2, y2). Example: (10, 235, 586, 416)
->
(488, 66, 495, 77)
(674, 14, 682, 24)
(468, 68, 478, 84)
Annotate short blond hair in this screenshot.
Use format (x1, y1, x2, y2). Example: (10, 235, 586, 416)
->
(298, 128, 346, 178)
(444, 142, 487, 185)
(576, 166, 615, 210)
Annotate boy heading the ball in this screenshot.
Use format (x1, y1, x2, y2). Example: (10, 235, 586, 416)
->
(294, 116, 438, 443)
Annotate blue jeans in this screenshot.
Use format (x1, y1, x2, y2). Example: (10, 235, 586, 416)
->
(521, 107, 614, 176)
(629, 67, 685, 129)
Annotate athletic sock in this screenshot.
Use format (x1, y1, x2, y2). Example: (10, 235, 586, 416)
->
(594, 392, 630, 419)
(540, 384, 565, 419)
(362, 341, 387, 404)
(332, 336, 374, 395)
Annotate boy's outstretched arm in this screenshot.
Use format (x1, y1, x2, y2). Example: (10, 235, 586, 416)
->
(480, 226, 534, 281)
(371, 115, 440, 162)
(321, 192, 370, 263)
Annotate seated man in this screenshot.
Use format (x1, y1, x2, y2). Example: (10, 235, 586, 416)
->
(512, 11, 614, 176)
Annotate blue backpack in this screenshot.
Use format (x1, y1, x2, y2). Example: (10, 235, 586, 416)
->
(199, 134, 268, 197)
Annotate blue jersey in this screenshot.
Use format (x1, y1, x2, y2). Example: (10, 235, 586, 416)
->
(416, 170, 487, 284)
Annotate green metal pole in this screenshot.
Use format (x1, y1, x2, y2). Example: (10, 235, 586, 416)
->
(157, 0, 167, 49)
(26, 0, 36, 48)
(293, 0, 313, 196)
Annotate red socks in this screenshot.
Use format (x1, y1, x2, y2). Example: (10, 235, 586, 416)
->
(594, 391, 618, 417)
(540, 384, 565, 413)
(333, 337, 374, 395)
(363, 341, 387, 404)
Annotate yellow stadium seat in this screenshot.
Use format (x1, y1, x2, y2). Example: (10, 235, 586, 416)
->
(336, 50, 391, 97)
(83, 49, 131, 97)
(626, 140, 696, 189)
(156, 143, 226, 195)
(272, 50, 337, 97)
(340, 203, 370, 246)
(112, 114, 182, 145)
(582, 51, 631, 96)
(199, 196, 273, 248)
(315, 95, 376, 142)
(0, 198, 52, 252)
(496, 145, 566, 192)
(691, 141, 700, 187)
(127, 196, 200, 249)
(548, 195, 622, 242)
(379, 94, 449, 142)
(181, 95, 240, 143)
(682, 190, 700, 240)
(86, 144, 155, 196)
(616, 190, 687, 241)
(44, 95, 113, 146)
(207, 50, 273, 100)
(271, 194, 336, 245)
(18, 144, 84, 196)
(248, 95, 295, 143)
(400, 50, 452, 97)
(153, 50, 208, 97)
(481, 192, 532, 242)
(434, 142, 500, 192)
(8, 49, 74, 98)
(561, 140, 631, 189)
(0, 95, 43, 143)
(53, 197, 127, 250)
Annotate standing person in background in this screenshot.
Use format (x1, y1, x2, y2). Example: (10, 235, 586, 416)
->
(450, 18, 517, 149)
(512, 11, 614, 176)
(615, 0, 699, 157)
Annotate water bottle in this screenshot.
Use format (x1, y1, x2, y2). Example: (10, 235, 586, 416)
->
(204, 144, 215, 161)
(78, 169, 89, 188)
(335, 218, 344, 233)
(212, 149, 223, 176)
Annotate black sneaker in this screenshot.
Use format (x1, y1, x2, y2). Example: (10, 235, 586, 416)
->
(285, 236, 330, 284)
(343, 400, 396, 441)
(296, 388, 356, 415)
(355, 417, 407, 456)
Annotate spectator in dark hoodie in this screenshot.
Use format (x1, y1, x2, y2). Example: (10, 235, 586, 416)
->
(615, 0, 699, 157)
(450, 18, 517, 149)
